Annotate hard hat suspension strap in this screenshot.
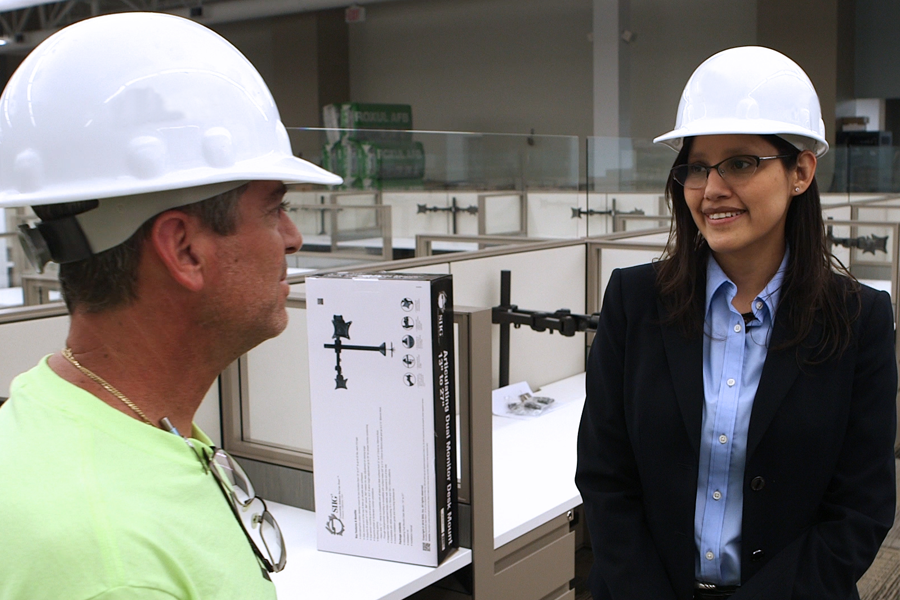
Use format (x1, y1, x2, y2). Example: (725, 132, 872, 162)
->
(18, 217, 93, 273)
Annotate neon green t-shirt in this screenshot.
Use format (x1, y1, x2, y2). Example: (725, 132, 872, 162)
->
(0, 357, 277, 600)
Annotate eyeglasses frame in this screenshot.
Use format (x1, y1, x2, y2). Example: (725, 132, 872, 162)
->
(177, 433, 287, 573)
(671, 154, 794, 189)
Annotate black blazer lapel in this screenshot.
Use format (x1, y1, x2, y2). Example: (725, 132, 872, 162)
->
(658, 297, 704, 458)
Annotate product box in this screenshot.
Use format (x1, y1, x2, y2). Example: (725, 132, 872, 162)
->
(306, 272, 457, 566)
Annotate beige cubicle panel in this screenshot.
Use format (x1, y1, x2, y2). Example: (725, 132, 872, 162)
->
(584, 228, 669, 316)
(449, 243, 586, 391)
(477, 192, 526, 236)
(0, 304, 69, 397)
(0, 302, 223, 446)
(387, 191, 471, 239)
(525, 191, 584, 239)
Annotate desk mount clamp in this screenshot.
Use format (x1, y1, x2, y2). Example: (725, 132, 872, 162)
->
(418, 197, 479, 234)
(492, 270, 599, 387)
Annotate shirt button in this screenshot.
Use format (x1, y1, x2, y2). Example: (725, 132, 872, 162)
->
(756, 301, 763, 310)
(705, 551, 715, 561)
(713, 490, 722, 501)
(734, 323, 742, 332)
(719, 434, 728, 444)
(727, 378, 736, 387)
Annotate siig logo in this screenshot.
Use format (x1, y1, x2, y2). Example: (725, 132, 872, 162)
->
(326, 514, 345, 536)
(325, 493, 344, 535)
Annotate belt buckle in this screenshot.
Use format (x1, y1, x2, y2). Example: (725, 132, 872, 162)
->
(694, 581, 738, 599)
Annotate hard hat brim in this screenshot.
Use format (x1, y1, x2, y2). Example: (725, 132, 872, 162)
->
(653, 117, 829, 157)
(0, 152, 342, 208)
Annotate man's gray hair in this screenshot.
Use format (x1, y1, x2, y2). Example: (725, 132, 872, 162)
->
(34, 184, 247, 313)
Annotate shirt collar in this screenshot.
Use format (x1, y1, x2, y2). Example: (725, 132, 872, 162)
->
(705, 249, 789, 319)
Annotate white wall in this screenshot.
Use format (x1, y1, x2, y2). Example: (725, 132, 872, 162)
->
(348, 0, 594, 138)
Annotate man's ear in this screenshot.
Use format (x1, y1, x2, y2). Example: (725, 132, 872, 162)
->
(149, 210, 210, 292)
(792, 150, 817, 195)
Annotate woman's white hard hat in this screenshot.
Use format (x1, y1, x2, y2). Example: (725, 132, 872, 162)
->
(653, 46, 829, 157)
(0, 11, 341, 209)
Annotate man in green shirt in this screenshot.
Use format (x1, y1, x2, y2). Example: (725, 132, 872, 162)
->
(0, 12, 341, 600)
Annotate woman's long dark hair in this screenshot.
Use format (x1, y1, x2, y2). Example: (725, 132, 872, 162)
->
(656, 135, 859, 362)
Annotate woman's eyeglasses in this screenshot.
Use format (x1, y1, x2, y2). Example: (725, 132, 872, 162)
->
(670, 154, 793, 189)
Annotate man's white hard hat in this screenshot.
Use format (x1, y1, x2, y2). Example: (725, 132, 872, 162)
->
(653, 46, 829, 157)
(1, 12, 341, 265)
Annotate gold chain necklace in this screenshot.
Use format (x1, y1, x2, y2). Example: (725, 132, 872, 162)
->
(62, 347, 155, 427)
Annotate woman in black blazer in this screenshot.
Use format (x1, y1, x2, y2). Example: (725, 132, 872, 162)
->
(575, 47, 897, 600)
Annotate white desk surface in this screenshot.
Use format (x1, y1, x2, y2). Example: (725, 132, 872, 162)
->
(492, 372, 585, 549)
(269, 502, 472, 600)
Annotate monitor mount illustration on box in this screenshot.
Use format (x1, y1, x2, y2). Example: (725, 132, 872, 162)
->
(325, 315, 395, 389)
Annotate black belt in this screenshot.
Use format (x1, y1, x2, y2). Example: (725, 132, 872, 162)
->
(693, 582, 739, 600)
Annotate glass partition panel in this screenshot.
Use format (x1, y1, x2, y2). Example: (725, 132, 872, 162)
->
(828, 145, 898, 194)
(288, 127, 579, 191)
(286, 203, 393, 268)
(286, 128, 579, 256)
(584, 137, 674, 237)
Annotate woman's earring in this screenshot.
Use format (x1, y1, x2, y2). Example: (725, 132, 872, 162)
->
(794, 187, 800, 193)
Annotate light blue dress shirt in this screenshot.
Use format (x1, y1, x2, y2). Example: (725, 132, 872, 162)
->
(694, 251, 788, 585)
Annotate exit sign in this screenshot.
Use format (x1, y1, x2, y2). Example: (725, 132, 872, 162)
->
(345, 5, 366, 23)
